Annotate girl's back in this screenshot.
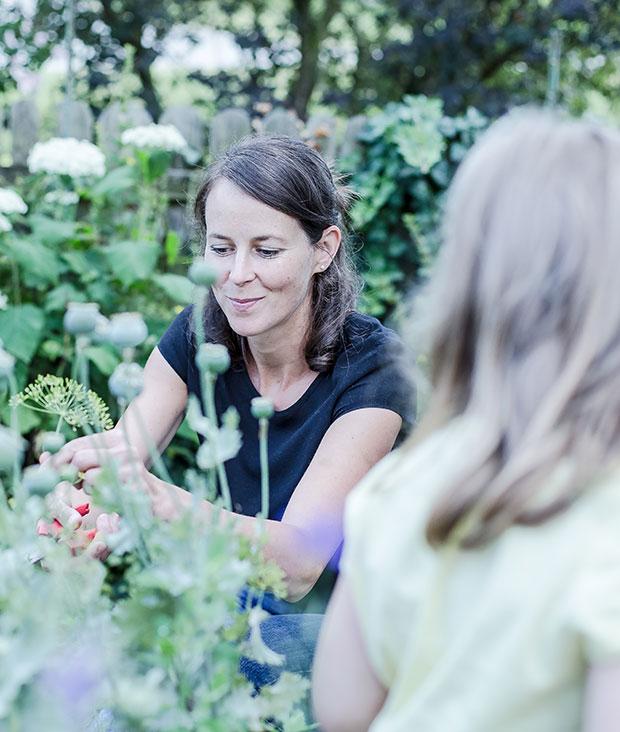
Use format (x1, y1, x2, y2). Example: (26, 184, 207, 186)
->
(342, 414, 620, 731)
(314, 110, 620, 731)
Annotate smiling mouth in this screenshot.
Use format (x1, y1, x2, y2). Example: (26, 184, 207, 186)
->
(227, 296, 264, 312)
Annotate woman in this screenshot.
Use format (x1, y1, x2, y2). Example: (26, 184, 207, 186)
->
(313, 110, 620, 731)
(47, 134, 414, 681)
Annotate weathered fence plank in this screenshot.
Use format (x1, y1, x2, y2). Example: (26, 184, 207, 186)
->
(10, 99, 39, 167)
(208, 108, 252, 159)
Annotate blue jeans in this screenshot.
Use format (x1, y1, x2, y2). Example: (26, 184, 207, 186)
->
(237, 588, 324, 688)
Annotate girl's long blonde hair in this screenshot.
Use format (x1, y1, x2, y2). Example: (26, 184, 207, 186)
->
(419, 109, 620, 548)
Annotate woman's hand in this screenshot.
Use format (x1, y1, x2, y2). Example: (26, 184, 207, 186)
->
(37, 479, 121, 559)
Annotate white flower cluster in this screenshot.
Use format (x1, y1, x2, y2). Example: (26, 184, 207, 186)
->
(28, 137, 106, 179)
(0, 214, 12, 232)
(0, 188, 27, 215)
(120, 123, 190, 157)
(43, 190, 80, 206)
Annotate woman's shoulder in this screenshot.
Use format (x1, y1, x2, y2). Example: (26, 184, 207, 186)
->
(334, 312, 404, 368)
(342, 312, 401, 346)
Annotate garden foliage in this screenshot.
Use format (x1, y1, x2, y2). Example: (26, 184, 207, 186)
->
(345, 95, 488, 319)
(0, 95, 487, 729)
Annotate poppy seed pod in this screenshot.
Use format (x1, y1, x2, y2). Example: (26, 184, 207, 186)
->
(188, 259, 218, 288)
(196, 343, 230, 375)
(22, 464, 60, 497)
(63, 302, 101, 336)
(40, 431, 66, 455)
(0, 425, 25, 472)
(251, 397, 274, 420)
(0, 348, 15, 377)
(109, 362, 144, 401)
(107, 313, 148, 349)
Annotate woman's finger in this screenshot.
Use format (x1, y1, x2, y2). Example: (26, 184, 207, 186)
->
(45, 484, 82, 530)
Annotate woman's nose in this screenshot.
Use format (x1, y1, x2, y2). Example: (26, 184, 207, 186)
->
(229, 251, 255, 285)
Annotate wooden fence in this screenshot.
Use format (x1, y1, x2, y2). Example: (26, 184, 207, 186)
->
(0, 97, 368, 237)
(1, 97, 367, 171)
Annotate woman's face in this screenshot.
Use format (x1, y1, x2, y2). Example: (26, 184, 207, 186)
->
(204, 179, 326, 346)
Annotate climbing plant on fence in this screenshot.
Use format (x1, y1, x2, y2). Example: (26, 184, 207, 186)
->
(344, 95, 489, 320)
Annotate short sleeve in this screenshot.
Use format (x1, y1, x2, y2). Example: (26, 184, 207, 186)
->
(157, 305, 194, 384)
(569, 522, 620, 664)
(332, 316, 416, 426)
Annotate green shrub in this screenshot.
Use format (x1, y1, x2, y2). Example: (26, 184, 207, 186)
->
(344, 95, 488, 319)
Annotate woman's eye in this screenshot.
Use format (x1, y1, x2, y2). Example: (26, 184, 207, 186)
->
(257, 248, 279, 258)
(208, 245, 231, 256)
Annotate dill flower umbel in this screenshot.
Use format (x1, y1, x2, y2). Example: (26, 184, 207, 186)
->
(10, 375, 114, 431)
(27, 138, 106, 179)
(0, 188, 27, 215)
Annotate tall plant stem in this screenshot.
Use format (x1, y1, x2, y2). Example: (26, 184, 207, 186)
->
(202, 371, 232, 511)
(258, 417, 269, 520)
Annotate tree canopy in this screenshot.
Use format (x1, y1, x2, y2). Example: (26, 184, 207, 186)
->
(3, 0, 620, 119)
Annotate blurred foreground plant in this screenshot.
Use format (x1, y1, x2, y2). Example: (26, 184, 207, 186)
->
(0, 293, 310, 731)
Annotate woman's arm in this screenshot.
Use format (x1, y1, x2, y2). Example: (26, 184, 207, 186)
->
(312, 574, 387, 732)
(143, 406, 401, 600)
(51, 351, 401, 600)
(583, 661, 620, 731)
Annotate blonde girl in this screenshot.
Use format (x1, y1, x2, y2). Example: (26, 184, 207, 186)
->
(313, 110, 620, 731)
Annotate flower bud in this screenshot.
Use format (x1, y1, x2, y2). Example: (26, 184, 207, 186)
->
(40, 431, 66, 454)
(109, 362, 144, 401)
(0, 348, 15, 377)
(251, 397, 274, 420)
(22, 464, 60, 496)
(0, 425, 25, 472)
(59, 464, 79, 484)
(196, 343, 230, 375)
(188, 259, 218, 287)
(63, 302, 101, 336)
(107, 312, 148, 349)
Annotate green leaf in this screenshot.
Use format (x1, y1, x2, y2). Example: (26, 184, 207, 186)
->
(0, 304, 46, 362)
(44, 283, 87, 312)
(4, 238, 60, 285)
(84, 345, 119, 376)
(393, 123, 446, 173)
(147, 150, 173, 182)
(164, 230, 180, 266)
(28, 215, 78, 246)
(88, 165, 138, 198)
(104, 240, 160, 287)
(61, 249, 101, 280)
(152, 273, 194, 304)
(0, 402, 41, 434)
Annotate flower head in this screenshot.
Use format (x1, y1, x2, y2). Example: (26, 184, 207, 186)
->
(43, 190, 79, 206)
(0, 188, 27, 215)
(10, 375, 113, 431)
(28, 137, 106, 179)
(121, 123, 191, 158)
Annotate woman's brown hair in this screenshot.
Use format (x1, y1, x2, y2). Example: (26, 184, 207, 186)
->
(193, 134, 361, 371)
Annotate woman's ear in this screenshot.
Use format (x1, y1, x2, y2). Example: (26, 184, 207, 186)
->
(314, 225, 341, 273)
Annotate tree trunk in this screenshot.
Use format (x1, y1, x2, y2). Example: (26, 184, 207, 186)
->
(290, 0, 341, 120)
(133, 47, 162, 121)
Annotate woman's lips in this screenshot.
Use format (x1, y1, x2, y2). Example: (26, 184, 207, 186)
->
(227, 296, 264, 312)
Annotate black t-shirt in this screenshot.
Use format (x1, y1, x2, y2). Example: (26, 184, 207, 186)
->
(158, 306, 415, 521)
